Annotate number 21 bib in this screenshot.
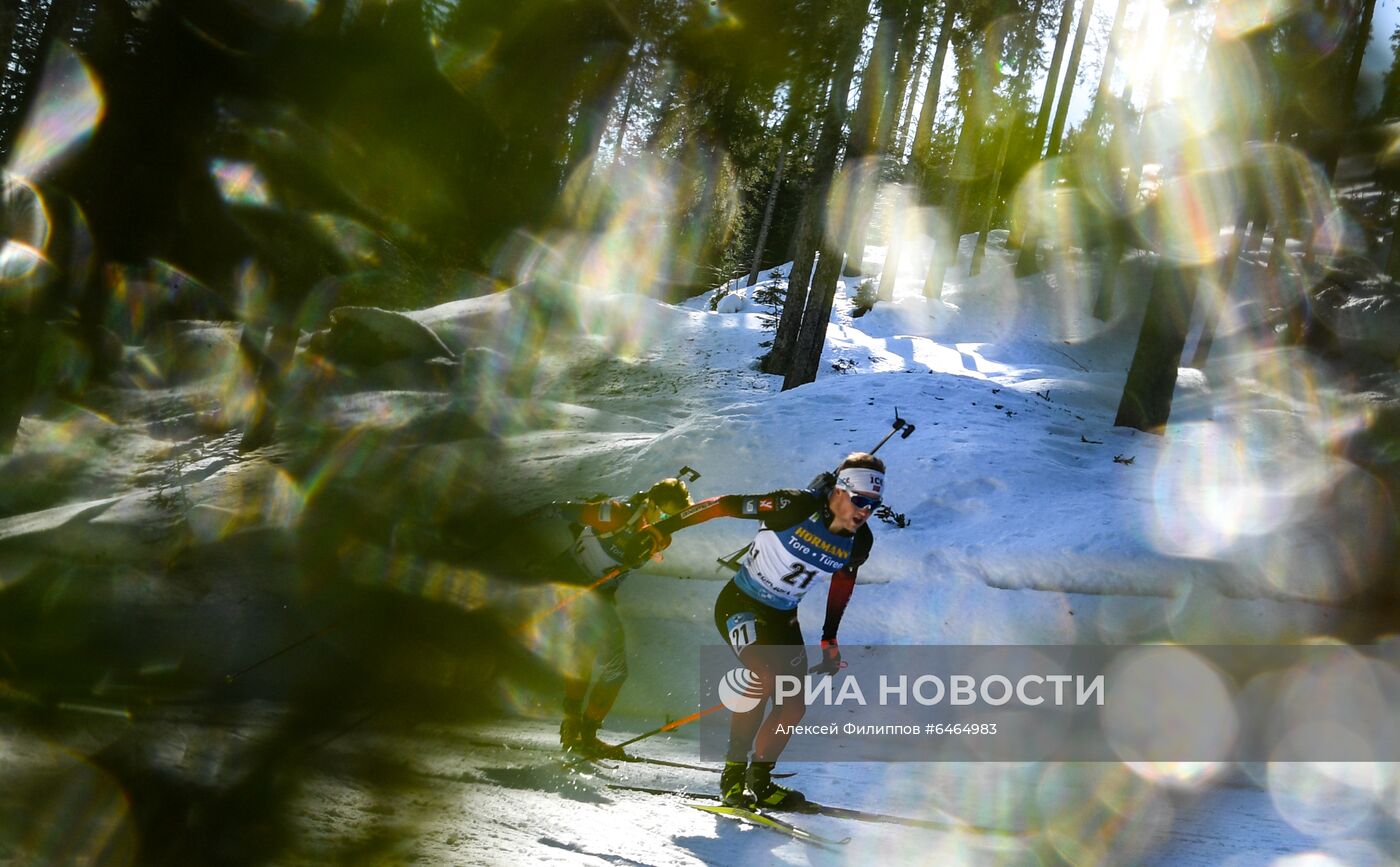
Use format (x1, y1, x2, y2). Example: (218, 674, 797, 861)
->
(733, 512, 853, 610)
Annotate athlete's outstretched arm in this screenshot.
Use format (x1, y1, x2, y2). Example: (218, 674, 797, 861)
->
(623, 492, 811, 565)
(652, 491, 812, 535)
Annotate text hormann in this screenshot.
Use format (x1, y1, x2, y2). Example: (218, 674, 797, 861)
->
(792, 526, 851, 559)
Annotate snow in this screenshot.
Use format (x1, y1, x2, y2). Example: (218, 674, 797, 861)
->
(343, 235, 1395, 863)
(3, 233, 1398, 864)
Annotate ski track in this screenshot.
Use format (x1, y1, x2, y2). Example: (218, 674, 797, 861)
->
(252, 717, 1398, 866)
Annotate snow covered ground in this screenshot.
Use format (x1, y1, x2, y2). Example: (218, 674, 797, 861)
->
(3, 231, 1398, 864)
(388, 233, 1397, 864)
(11, 711, 1381, 866)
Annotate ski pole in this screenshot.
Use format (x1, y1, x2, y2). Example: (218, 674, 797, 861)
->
(868, 406, 916, 456)
(525, 563, 629, 626)
(715, 409, 917, 570)
(559, 700, 727, 770)
(615, 701, 727, 750)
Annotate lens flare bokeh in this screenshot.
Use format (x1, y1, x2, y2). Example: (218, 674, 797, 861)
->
(7, 42, 104, 182)
(0, 0, 1397, 864)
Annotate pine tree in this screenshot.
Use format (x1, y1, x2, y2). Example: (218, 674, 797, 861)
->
(1045, 0, 1095, 160)
(971, 0, 1047, 274)
(766, 0, 869, 376)
(1010, 0, 1076, 271)
(877, 0, 955, 302)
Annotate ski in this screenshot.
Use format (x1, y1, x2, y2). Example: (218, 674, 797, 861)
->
(689, 803, 850, 849)
(563, 757, 618, 772)
(619, 754, 796, 778)
(459, 734, 793, 777)
(607, 783, 979, 832)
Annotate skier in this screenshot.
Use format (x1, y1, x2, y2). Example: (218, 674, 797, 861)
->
(545, 478, 694, 759)
(627, 453, 883, 808)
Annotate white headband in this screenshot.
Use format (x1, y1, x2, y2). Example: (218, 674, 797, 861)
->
(835, 468, 884, 498)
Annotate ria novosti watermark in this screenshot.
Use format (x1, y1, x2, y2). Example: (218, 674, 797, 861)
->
(762, 671, 1105, 709)
(697, 644, 1400, 762)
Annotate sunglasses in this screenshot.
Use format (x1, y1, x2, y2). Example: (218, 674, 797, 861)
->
(848, 493, 881, 511)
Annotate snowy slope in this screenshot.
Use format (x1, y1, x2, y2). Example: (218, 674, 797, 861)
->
(449, 238, 1365, 673)
(5, 231, 1391, 866)
(396, 233, 1399, 865)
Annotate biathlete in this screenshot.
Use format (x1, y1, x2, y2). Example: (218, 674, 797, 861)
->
(628, 453, 884, 808)
(544, 478, 693, 759)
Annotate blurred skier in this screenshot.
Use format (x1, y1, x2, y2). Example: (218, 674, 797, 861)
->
(627, 453, 883, 808)
(546, 477, 693, 759)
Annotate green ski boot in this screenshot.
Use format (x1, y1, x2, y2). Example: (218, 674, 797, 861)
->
(720, 761, 754, 808)
(746, 761, 805, 809)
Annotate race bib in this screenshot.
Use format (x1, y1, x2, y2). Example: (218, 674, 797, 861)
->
(734, 517, 852, 609)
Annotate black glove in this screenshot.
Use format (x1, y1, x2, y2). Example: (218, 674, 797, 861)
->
(808, 639, 845, 675)
(622, 525, 670, 567)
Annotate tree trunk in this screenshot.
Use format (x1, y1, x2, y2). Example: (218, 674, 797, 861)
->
(921, 93, 981, 297)
(923, 51, 995, 298)
(1092, 235, 1124, 320)
(1045, 0, 1096, 159)
(876, 0, 928, 153)
(765, 0, 867, 376)
(562, 39, 633, 181)
(1084, 0, 1131, 143)
(775, 199, 820, 363)
(747, 147, 786, 286)
(1266, 115, 1301, 279)
(0, 175, 75, 453)
(783, 238, 846, 389)
(879, 2, 953, 302)
(610, 65, 640, 166)
(1302, 0, 1376, 268)
(879, 7, 935, 302)
(784, 0, 901, 383)
(644, 65, 682, 150)
(1114, 264, 1199, 432)
(893, 11, 932, 160)
(1323, 0, 1376, 180)
(907, 2, 954, 177)
(0, 314, 41, 453)
(1190, 207, 1248, 368)
(974, 0, 1046, 274)
(1244, 213, 1268, 253)
(1091, 4, 1165, 305)
(876, 183, 915, 300)
(1027, 0, 1076, 165)
(309, 0, 347, 36)
(749, 75, 818, 287)
(845, 0, 903, 170)
(971, 112, 1017, 275)
(1010, 0, 1077, 266)
(846, 0, 926, 277)
(840, 0, 910, 277)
